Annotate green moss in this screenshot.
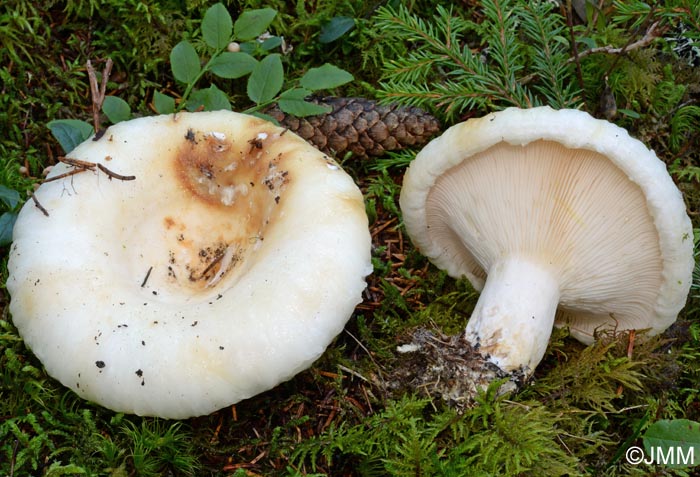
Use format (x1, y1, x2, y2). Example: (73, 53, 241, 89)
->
(291, 391, 583, 476)
(1, 0, 699, 475)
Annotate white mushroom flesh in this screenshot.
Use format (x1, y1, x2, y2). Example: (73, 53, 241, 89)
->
(7, 111, 373, 419)
(429, 140, 663, 370)
(400, 106, 693, 375)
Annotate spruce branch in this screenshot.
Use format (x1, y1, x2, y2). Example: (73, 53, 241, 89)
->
(482, 0, 531, 107)
(521, 1, 580, 108)
(375, 0, 582, 121)
(564, 0, 587, 105)
(377, 4, 477, 79)
(377, 82, 445, 110)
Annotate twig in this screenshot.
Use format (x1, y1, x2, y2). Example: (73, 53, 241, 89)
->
(564, 0, 587, 104)
(626, 329, 636, 360)
(97, 163, 136, 181)
(571, 21, 661, 62)
(141, 266, 153, 288)
(30, 194, 49, 217)
(58, 156, 96, 170)
(601, 6, 658, 84)
(344, 329, 386, 385)
(9, 439, 18, 477)
(588, 0, 606, 37)
(197, 249, 227, 281)
(42, 168, 91, 183)
(54, 156, 135, 181)
(337, 364, 370, 383)
(86, 58, 113, 133)
(42, 156, 97, 183)
(38, 155, 135, 216)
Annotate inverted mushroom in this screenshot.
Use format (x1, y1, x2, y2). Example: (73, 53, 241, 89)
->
(7, 111, 372, 419)
(399, 106, 694, 397)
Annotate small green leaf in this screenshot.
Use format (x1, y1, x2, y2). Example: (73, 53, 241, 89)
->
(239, 41, 258, 55)
(0, 212, 17, 246)
(260, 36, 282, 51)
(643, 419, 700, 468)
(320, 16, 355, 43)
(234, 8, 277, 41)
(0, 185, 20, 210)
(187, 85, 232, 112)
(43, 461, 88, 475)
(170, 40, 201, 84)
(578, 37, 597, 50)
(247, 53, 283, 104)
(618, 109, 641, 119)
(47, 119, 94, 153)
(248, 111, 279, 125)
(202, 3, 233, 49)
(102, 96, 131, 124)
(153, 91, 176, 114)
(300, 64, 353, 91)
(278, 89, 332, 117)
(209, 52, 257, 79)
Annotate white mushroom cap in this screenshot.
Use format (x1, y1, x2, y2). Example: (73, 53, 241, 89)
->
(400, 106, 693, 374)
(7, 111, 372, 419)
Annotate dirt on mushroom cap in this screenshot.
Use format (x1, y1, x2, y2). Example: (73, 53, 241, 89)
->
(6, 111, 373, 419)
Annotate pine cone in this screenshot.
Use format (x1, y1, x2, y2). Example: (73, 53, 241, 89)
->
(264, 97, 441, 159)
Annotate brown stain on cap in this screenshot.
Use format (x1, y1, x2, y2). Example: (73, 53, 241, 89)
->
(166, 127, 292, 292)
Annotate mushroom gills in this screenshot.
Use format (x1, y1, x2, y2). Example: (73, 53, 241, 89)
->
(426, 139, 664, 349)
(398, 107, 694, 409)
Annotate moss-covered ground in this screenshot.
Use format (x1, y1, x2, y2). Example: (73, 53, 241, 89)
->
(1, 1, 699, 476)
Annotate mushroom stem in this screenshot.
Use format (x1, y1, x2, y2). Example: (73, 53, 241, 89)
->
(465, 256, 560, 375)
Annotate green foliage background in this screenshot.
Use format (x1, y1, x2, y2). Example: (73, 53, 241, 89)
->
(1, 0, 699, 476)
